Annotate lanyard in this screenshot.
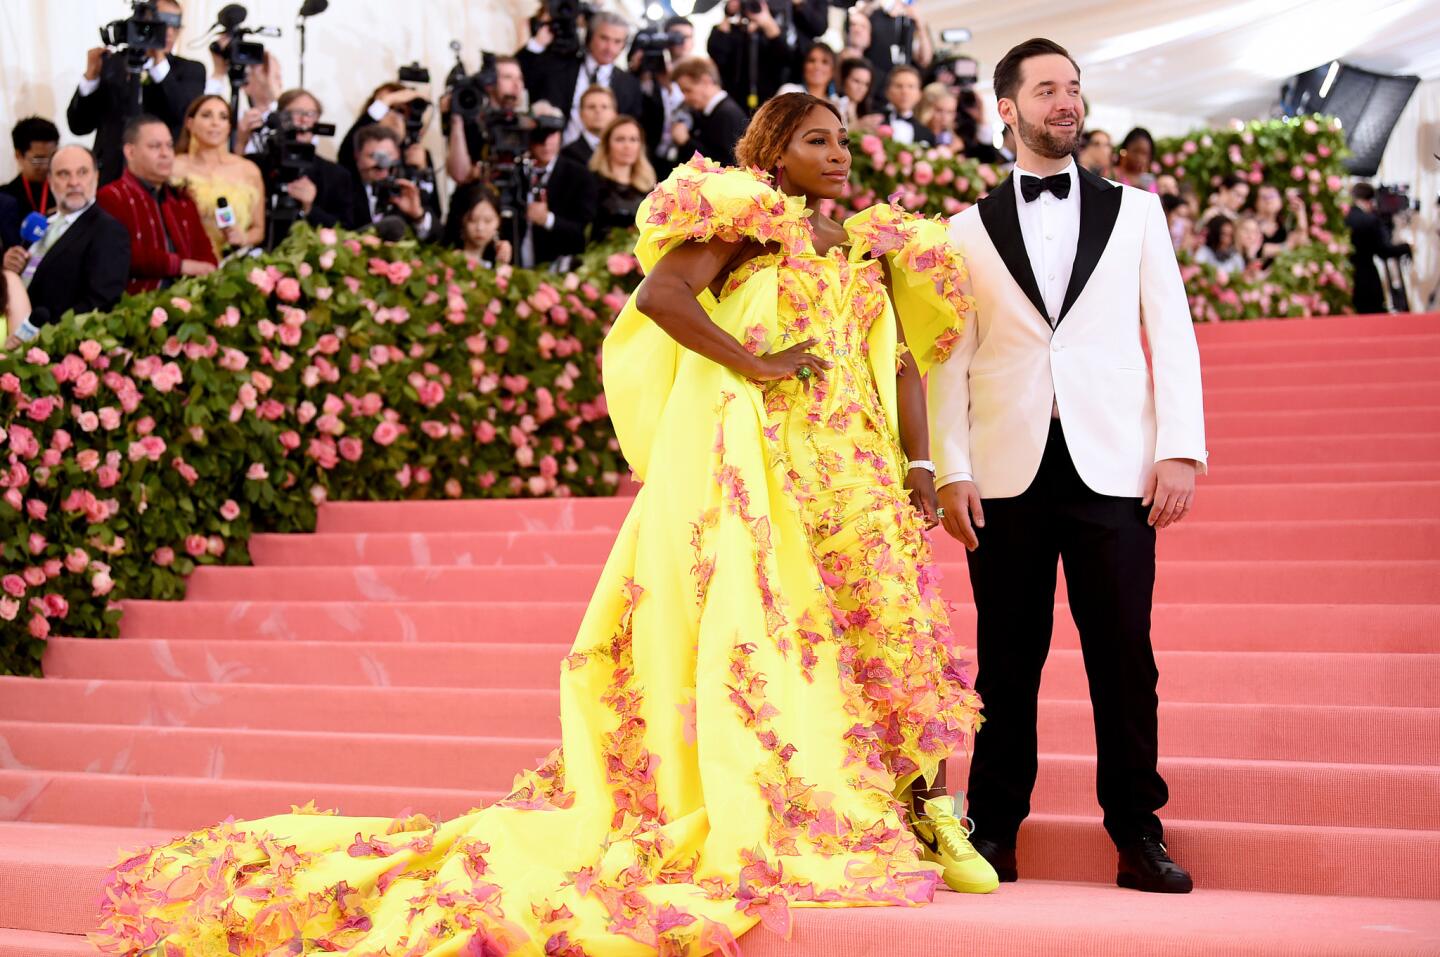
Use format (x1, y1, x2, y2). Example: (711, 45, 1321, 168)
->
(21, 178, 49, 214)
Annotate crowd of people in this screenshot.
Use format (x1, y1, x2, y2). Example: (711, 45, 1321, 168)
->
(0, 0, 1399, 344)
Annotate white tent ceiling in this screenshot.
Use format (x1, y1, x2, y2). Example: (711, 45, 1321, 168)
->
(922, 0, 1440, 123)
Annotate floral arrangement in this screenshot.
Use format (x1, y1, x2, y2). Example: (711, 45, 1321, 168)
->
(1154, 114, 1350, 247)
(0, 225, 642, 674)
(1181, 243, 1352, 322)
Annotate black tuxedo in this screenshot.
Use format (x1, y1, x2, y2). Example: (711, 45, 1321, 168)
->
(347, 176, 441, 243)
(1, 176, 57, 219)
(23, 204, 131, 325)
(0, 192, 19, 250)
(692, 95, 749, 167)
(525, 154, 596, 266)
(67, 53, 208, 184)
(1345, 205, 1410, 314)
(708, 27, 788, 110)
(964, 167, 1172, 851)
(516, 48, 645, 129)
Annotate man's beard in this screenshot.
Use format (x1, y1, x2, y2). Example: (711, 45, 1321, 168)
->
(1015, 108, 1081, 160)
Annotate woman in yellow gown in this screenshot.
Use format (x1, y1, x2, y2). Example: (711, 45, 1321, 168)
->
(93, 93, 988, 957)
(172, 95, 267, 256)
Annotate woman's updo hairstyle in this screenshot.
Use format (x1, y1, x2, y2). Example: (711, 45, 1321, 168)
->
(734, 92, 843, 173)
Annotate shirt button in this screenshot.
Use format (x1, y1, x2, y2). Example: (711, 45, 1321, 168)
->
(1048, 273, 1056, 281)
(1052, 341, 1063, 352)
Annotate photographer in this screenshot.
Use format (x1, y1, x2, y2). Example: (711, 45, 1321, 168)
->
(668, 57, 748, 167)
(349, 124, 438, 242)
(517, 9, 644, 147)
(338, 82, 430, 178)
(707, 0, 790, 112)
(1346, 182, 1412, 315)
(68, 0, 218, 184)
(852, 0, 934, 96)
(446, 56, 526, 186)
(210, 44, 283, 156)
(517, 122, 596, 269)
(627, 16, 691, 176)
(257, 89, 359, 231)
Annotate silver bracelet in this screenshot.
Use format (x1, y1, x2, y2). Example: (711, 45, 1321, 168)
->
(907, 459, 935, 473)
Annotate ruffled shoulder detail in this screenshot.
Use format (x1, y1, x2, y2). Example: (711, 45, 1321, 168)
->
(634, 156, 813, 272)
(844, 202, 973, 374)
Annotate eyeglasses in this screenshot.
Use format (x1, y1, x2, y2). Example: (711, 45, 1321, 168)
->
(286, 110, 320, 121)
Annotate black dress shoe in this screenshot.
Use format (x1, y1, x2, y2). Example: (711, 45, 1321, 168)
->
(970, 838, 1018, 882)
(1117, 836, 1194, 893)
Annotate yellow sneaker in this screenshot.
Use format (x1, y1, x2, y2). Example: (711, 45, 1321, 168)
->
(914, 795, 1000, 894)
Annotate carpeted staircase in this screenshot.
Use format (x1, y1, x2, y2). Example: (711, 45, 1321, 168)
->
(2, 313, 1438, 954)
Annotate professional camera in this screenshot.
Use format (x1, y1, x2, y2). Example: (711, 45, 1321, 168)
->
(208, 4, 281, 77)
(99, 1, 175, 72)
(258, 111, 335, 249)
(394, 63, 433, 148)
(631, 23, 686, 77)
(530, 0, 592, 60)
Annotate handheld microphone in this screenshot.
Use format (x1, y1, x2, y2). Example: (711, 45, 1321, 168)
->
(215, 197, 238, 231)
(19, 212, 48, 246)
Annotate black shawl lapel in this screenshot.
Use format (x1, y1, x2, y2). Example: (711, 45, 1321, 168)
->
(1056, 166, 1123, 325)
(978, 174, 1049, 324)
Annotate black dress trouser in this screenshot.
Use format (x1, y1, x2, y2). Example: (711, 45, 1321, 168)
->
(964, 418, 1168, 848)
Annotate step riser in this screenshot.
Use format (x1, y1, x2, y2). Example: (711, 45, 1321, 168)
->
(180, 562, 1440, 604)
(2, 734, 1433, 829)
(1205, 383, 1440, 412)
(2, 776, 1435, 907)
(248, 522, 1440, 567)
(1190, 314, 1438, 342)
(40, 642, 1440, 708)
(1198, 337, 1440, 363)
(1200, 359, 1440, 389)
(110, 603, 1440, 652)
(311, 483, 1440, 532)
(1204, 408, 1440, 436)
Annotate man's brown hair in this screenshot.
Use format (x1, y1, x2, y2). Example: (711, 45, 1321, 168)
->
(992, 38, 1080, 103)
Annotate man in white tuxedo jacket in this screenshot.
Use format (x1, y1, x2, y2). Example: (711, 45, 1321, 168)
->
(927, 38, 1207, 894)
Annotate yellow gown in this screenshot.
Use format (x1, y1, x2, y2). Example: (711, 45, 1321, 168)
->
(93, 158, 979, 957)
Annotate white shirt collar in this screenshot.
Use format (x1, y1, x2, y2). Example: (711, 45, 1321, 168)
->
(703, 89, 728, 116)
(582, 129, 601, 149)
(584, 54, 611, 80)
(56, 200, 94, 225)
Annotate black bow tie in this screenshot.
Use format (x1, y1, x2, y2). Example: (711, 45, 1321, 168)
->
(1021, 173, 1072, 202)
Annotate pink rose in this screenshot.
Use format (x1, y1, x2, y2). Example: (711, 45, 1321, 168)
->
(276, 277, 302, 302)
(219, 499, 241, 521)
(372, 421, 401, 446)
(42, 594, 68, 618)
(149, 307, 168, 328)
(185, 535, 208, 557)
(98, 407, 121, 430)
(28, 533, 47, 555)
(28, 614, 49, 640)
(153, 546, 175, 566)
(91, 570, 114, 596)
(246, 463, 269, 481)
(279, 430, 301, 451)
(338, 437, 363, 461)
(2, 575, 24, 598)
(0, 598, 17, 621)
(151, 362, 184, 393)
(249, 266, 278, 295)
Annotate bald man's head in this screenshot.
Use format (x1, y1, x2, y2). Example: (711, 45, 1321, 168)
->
(49, 145, 98, 213)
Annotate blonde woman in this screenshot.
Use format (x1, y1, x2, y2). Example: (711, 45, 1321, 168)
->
(917, 81, 961, 148)
(588, 115, 656, 242)
(172, 95, 266, 254)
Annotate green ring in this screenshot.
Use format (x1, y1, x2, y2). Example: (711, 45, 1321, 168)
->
(796, 367, 813, 380)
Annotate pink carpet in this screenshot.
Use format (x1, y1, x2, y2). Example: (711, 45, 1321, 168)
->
(1, 312, 1438, 953)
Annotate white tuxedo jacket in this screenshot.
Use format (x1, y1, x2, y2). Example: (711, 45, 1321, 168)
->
(929, 168, 1207, 499)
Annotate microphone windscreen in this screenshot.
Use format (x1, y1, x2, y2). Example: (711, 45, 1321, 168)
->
(20, 212, 48, 245)
(217, 4, 248, 30)
(373, 215, 409, 243)
(299, 0, 329, 16)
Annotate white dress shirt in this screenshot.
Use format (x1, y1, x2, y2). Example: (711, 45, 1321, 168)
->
(1012, 158, 1081, 325)
(565, 56, 613, 145)
(519, 156, 559, 268)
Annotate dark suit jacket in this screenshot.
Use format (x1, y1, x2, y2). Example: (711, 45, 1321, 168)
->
(561, 137, 596, 168)
(708, 27, 788, 110)
(0, 193, 19, 250)
(68, 53, 207, 184)
(516, 48, 645, 126)
(258, 153, 362, 231)
(1, 176, 57, 218)
(25, 204, 131, 325)
(529, 154, 597, 265)
(694, 95, 749, 167)
(1345, 206, 1409, 314)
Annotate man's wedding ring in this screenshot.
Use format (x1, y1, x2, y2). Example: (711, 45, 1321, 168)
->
(796, 367, 813, 380)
